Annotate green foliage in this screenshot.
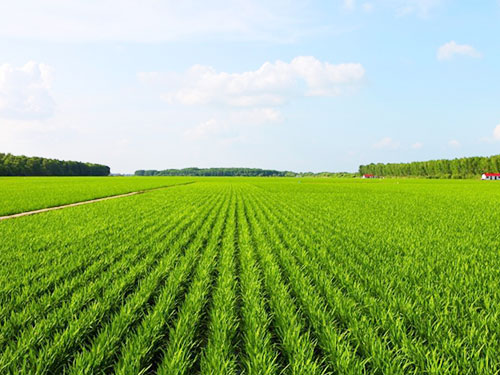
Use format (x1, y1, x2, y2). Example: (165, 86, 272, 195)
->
(135, 167, 357, 178)
(135, 167, 296, 177)
(0, 153, 110, 176)
(359, 154, 500, 178)
(1, 177, 499, 374)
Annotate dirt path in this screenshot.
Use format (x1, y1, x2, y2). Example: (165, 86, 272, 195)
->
(0, 182, 194, 221)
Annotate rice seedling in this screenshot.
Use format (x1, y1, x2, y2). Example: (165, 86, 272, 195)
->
(0, 177, 498, 374)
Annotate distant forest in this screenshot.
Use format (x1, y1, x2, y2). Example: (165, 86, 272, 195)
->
(135, 168, 296, 177)
(135, 167, 355, 177)
(0, 153, 110, 176)
(359, 155, 500, 178)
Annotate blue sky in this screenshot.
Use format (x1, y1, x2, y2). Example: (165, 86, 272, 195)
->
(0, 0, 499, 173)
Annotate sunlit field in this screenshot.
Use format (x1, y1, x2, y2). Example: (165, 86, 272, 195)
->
(1, 177, 499, 374)
(0, 176, 192, 216)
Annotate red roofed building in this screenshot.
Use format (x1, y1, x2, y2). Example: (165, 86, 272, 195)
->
(482, 173, 500, 180)
(362, 174, 375, 179)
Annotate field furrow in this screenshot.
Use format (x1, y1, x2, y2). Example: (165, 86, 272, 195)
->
(113, 189, 228, 375)
(155, 189, 231, 375)
(243, 196, 324, 375)
(200, 189, 239, 374)
(236, 189, 279, 375)
(0, 192, 210, 350)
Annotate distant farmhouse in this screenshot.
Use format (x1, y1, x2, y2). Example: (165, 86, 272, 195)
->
(481, 173, 500, 180)
(362, 174, 375, 179)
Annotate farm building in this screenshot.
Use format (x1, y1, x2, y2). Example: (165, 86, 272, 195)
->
(481, 173, 500, 180)
(362, 174, 375, 179)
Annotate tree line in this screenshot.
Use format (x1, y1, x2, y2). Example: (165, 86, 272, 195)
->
(135, 167, 297, 177)
(136, 168, 358, 177)
(0, 153, 110, 176)
(359, 155, 500, 178)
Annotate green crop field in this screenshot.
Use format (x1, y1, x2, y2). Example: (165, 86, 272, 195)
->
(1, 177, 499, 374)
(0, 176, 192, 216)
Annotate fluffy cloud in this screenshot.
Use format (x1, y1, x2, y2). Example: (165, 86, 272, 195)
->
(493, 125, 500, 141)
(0, 62, 54, 119)
(437, 41, 482, 61)
(184, 108, 283, 141)
(373, 137, 400, 149)
(140, 56, 365, 107)
(479, 125, 500, 143)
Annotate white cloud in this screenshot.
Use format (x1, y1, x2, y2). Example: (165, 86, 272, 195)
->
(347, 0, 442, 17)
(0, 0, 313, 43)
(437, 41, 482, 61)
(184, 119, 222, 140)
(448, 139, 461, 148)
(234, 108, 284, 124)
(362, 3, 375, 12)
(141, 56, 365, 107)
(411, 141, 423, 149)
(0, 62, 54, 119)
(0, 0, 448, 45)
(493, 124, 500, 141)
(344, 0, 356, 10)
(373, 137, 400, 149)
(184, 108, 283, 141)
(395, 0, 444, 17)
(479, 124, 500, 143)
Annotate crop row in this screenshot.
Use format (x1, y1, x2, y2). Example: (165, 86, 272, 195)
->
(0, 178, 499, 374)
(0, 176, 193, 216)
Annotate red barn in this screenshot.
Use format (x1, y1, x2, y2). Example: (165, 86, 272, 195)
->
(482, 173, 500, 180)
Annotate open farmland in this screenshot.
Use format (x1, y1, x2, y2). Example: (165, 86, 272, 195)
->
(0, 176, 193, 216)
(0, 178, 499, 374)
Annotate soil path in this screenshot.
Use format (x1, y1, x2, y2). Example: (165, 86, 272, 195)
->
(0, 182, 194, 222)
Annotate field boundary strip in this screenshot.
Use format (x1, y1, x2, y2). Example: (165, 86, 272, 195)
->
(0, 181, 195, 221)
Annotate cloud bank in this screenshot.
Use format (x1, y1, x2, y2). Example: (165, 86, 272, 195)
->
(0, 0, 444, 44)
(0, 0, 310, 43)
(140, 56, 365, 107)
(0, 62, 54, 119)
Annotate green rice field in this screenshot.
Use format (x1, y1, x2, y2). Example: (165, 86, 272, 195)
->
(0, 177, 499, 374)
(0, 176, 192, 216)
